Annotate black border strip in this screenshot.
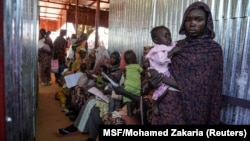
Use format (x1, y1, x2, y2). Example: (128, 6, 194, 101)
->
(222, 95, 250, 109)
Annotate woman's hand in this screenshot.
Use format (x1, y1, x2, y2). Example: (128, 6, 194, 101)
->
(168, 46, 182, 58)
(112, 86, 126, 95)
(147, 69, 164, 89)
(112, 86, 140, 103)
(86, 71, 94, 79)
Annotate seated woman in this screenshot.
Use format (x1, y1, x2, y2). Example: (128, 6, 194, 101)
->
(57, 51, 123, 137)
(55, 49, 87, 107)
(55, 63, 89, 111)
(83, 50, 143, 141)
(65, 49, 87, 74)
(88, 42, 110, 74)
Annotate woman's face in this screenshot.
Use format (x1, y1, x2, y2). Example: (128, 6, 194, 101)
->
(184, 8, 207, 38)
(79, 51, 86, 58)
(110, 54, 116, 65)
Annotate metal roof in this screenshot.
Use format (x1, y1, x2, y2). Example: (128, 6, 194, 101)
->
(39, 0, 109, 20)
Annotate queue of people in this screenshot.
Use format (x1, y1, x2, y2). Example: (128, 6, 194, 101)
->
(38, 1, 223, 141)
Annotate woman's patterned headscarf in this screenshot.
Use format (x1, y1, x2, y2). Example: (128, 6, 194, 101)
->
(178, 1, 215, 39)
(109, 51, 122, 83)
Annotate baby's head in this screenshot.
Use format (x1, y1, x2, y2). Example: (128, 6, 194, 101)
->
(80, 63, 87, 73)
(150, 25, 172, 46)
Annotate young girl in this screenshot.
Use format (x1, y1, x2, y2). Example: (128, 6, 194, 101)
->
(123, 50, 143, 116)
(145, 25, 180, 115)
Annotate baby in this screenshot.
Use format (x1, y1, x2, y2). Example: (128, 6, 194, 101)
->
(145, 25, 180, 115)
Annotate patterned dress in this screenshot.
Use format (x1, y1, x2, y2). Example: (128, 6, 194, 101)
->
(53, 35, 67, 82)
(150, 1, 223, 125)
(38, 41, 52, 84)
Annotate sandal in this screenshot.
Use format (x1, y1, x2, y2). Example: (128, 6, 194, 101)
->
(57, 128, 77, 135)
(41, 82, 51, 86)
(41, 83, 47, 86)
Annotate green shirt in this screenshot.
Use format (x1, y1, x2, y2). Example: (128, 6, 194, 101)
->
(123, 64, 143, 103)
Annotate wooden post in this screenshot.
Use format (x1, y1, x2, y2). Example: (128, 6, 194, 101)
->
(75, 0, 79, 36)
(94, 0, 100, 49)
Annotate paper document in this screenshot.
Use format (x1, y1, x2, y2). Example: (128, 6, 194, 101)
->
(101, 72, 119, 87)
(87, 87, 109, 103)
(64, 72, 82, 88)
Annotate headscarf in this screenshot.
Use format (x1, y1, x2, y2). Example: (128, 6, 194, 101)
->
(92, 46, 110, 74)
(109, 51, 121, 83)
(71, 49, 86, 72)
(111, 51, 121, 66)
(39, 29, 46, 39)
(169, 1, 223, 124)
(179, 1, 215, 39)
(119, 52, 127, 71)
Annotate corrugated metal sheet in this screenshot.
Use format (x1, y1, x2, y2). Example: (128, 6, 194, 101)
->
(108, 0, 250, 124)
(4, 0, 38, 140)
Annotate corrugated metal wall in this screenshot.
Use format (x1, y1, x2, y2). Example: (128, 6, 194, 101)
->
(4, 0, 38, 140)
(108, 0, 250, 124)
